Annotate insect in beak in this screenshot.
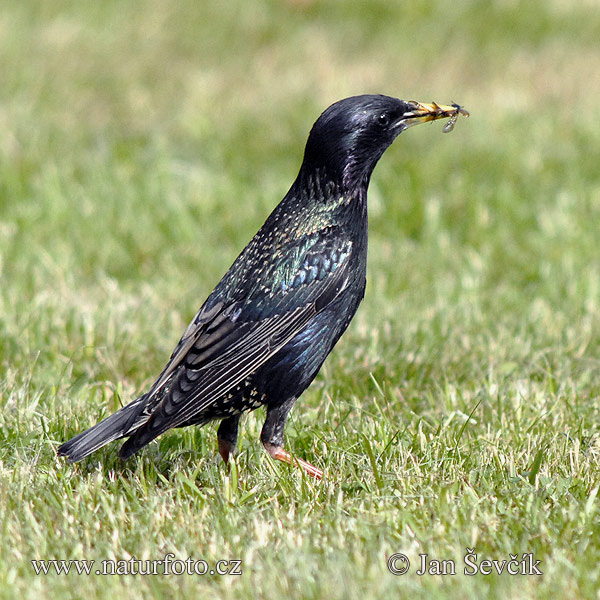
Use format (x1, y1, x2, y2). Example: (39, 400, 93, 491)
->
(400, 101, 469, 132)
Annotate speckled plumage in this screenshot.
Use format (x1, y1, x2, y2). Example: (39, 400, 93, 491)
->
(58, 95, 466, 478)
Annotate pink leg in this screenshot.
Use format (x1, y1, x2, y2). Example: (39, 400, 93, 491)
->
(218, 438, 235, 465)
(263, 441, 323, 480)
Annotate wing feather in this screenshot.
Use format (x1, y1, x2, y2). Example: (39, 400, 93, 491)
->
(119, 228, 353, 457)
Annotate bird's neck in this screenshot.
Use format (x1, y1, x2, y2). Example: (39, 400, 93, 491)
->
(275, 166, 369, 247)
(294, 165, 370, 211)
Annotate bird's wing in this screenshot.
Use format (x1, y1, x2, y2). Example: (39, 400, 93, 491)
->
(119, 229, 353, 455)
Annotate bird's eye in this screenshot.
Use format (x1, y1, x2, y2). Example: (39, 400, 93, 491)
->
(377, 112, 390, 127)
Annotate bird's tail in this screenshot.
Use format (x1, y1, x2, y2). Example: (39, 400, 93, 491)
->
(57, 396, 147, 463)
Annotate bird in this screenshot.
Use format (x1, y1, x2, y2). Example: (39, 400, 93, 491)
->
(58, 95, 468, 479)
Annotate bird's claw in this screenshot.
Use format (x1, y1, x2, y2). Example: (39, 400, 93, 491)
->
(263, 442, 323, 480)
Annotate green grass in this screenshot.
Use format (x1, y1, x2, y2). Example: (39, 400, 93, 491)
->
(1, 0, 600, 598)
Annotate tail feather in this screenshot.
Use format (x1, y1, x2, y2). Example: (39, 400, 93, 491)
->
(58, 397, 147, 463)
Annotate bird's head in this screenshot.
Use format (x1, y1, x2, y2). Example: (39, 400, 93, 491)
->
(301, 94, 467, 192)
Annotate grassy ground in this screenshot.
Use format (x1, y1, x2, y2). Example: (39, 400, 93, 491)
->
(1, 0, 600, 598)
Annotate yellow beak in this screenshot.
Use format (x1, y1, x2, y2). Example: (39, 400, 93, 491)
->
(401, 101, 469, 132)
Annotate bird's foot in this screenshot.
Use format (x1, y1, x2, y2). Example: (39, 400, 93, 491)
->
(262, 442, 323, 480)
(218, 438, 236, 465)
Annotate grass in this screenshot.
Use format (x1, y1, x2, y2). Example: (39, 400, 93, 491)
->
(1, 0, 600, 598)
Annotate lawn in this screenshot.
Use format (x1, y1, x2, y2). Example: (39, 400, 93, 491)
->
(1, 1, 599, 598)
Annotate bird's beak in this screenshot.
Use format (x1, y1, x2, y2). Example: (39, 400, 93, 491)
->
(398, 101, 469, 131)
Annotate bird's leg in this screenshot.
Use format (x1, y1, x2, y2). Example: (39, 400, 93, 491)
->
(261, 399, 323, 480)
(217, 414, 241, 464)
(262, 443, 324, 480)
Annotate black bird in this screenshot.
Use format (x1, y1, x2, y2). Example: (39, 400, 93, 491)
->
(58, 95, 468, 479)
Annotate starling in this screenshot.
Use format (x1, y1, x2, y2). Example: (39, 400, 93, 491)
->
(58, 95, 468, 479)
